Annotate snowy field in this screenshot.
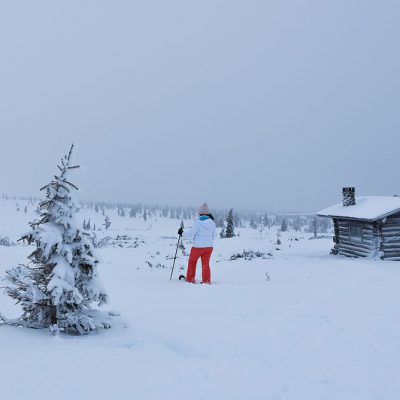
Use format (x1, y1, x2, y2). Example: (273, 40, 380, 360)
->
(1, 199, 400, 400)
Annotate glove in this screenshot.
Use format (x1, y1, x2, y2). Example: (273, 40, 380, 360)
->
(178, 228, 184, 236)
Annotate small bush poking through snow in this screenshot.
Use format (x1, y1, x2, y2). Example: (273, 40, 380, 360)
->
(0, 236, 16, 246)
(94, 235, 145, 248)
(230, 250, 272, 261)
(145, 260, 167, 269)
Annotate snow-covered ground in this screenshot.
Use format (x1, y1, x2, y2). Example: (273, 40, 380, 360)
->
(1, 198, 400, 400)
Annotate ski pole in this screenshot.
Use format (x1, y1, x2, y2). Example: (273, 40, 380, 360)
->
(170, 220, 184, 281)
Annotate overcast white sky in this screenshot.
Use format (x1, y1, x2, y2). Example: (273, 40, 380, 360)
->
(1, 1, 399, 212)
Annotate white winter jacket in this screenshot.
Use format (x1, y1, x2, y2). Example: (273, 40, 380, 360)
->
(183, 216, 217, 248)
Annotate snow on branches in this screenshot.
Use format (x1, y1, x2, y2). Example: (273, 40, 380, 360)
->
(2, 144, 112, 335)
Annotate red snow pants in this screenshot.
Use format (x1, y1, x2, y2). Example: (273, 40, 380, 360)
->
(186, 247, 213, 284)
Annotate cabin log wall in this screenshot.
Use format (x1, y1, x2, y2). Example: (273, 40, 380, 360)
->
(333, 214, 400, 260)
(381, 213, 400, 260)
(336, 219, 376, 258)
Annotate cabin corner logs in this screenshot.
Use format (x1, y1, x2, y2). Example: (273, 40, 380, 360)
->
(331, 213, 400, 260)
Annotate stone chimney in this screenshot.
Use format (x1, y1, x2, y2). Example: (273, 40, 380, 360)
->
(342, 187, 355, 206)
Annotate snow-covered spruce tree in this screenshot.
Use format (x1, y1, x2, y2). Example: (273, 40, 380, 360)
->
(103, 216, 111, 230)
(225, 208, 235, 238)
(281, 218, 287, 232)
(312, 216, 318, 238)
(263, 213, 269, 228)
(293, 216, 301, 232)
(1, 145, 111, 335)
(249, 219, 258, 229)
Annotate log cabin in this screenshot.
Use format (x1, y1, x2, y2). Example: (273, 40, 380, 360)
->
(317, 187, 400, 260)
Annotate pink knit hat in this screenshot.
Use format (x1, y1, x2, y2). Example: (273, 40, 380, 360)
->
(198, 202, 210, 215)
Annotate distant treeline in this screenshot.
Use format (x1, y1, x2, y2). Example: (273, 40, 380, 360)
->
(1, 193, 332, 234)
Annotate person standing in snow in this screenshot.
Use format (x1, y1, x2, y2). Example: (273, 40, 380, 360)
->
(178, 202, 217, 284)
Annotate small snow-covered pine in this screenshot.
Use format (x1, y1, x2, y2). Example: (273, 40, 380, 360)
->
(2, 145, 111, 335)
(225, 208, 235, 238)
(103, 215, 111, 230)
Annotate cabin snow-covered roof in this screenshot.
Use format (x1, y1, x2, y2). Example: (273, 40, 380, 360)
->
(317, 196, 400, 221)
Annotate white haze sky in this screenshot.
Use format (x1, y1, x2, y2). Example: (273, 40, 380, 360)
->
(1, 1, 399, 213)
